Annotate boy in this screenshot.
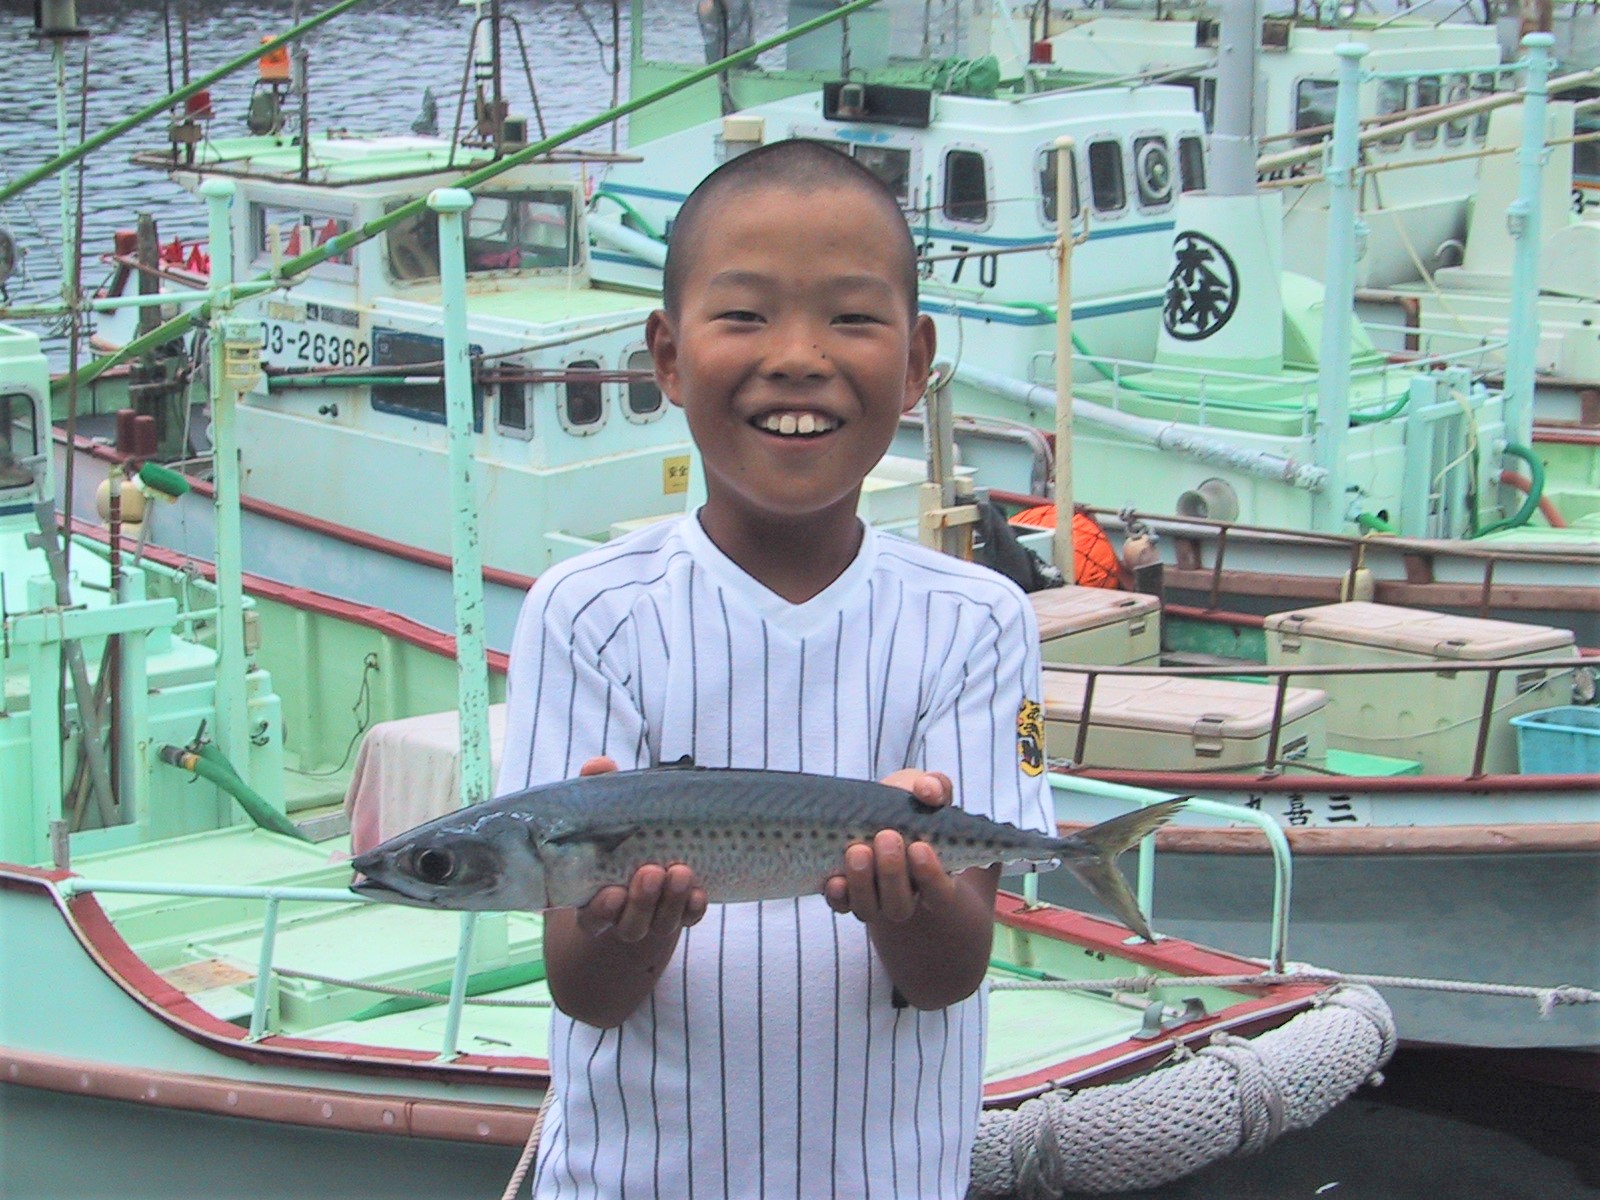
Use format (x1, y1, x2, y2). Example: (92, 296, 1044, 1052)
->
(498, 138, 1053, 1197)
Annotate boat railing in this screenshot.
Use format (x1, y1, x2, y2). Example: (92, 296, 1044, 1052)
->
(51, 781, 1298, 1048)
(1047, 654, 1586, 781)
(1055, 338, 1507, 431)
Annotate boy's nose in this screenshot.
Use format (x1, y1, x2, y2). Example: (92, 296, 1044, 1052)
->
(761, 319, 835, 380)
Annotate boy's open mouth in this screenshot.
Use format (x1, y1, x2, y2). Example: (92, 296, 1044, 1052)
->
(752, 410, 841, 438)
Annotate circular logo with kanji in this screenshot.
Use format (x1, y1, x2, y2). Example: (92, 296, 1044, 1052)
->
(1163, 231, 1240, 341)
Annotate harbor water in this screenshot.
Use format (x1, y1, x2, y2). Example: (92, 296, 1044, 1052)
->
(0, 2, 1595, 1197)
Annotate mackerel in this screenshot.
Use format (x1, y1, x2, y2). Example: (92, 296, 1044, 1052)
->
(350, 764, 1185, 940)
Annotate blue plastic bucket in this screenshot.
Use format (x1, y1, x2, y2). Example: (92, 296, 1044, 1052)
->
(1510, 706, 1600, 775)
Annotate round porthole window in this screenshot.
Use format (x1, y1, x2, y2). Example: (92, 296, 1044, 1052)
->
(1135, 139, 1173, 207)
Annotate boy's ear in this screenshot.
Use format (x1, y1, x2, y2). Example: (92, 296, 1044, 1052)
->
(901, 314, 938, 414)
(645, 309, 684, 408)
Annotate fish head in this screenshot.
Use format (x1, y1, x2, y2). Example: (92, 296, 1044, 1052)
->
(350, 810, 549, 911)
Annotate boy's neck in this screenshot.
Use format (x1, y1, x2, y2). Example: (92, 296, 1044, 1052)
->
(696, 500, 865, 605)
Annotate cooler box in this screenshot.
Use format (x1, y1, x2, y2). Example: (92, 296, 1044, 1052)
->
(1030, 587, 1161, 667)
(1263, 602, 1577, 776)
(1040, 670, 1327, 771)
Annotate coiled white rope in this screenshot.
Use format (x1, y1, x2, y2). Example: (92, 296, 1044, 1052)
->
(968, 984, 1399, 1198)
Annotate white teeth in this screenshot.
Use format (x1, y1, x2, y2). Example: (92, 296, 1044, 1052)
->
(757, 411, 838, 436)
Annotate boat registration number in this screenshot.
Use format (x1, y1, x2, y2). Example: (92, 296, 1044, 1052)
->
(259, 320, 371, 368)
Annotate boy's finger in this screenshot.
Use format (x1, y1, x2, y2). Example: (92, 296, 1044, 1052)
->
(842, 841, 880, 922)
(649, 864, 698, 936)
(870, 830, 917, 923)
(611, 865, 667, 943)
(575, 884, 627, 934)
(681, 887, 709, 927)
(906, 840, 955, 908)
(578, 756, 619, 777)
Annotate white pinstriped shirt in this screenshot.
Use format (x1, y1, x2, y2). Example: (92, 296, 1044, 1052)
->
(498, 512, 1053, 1199)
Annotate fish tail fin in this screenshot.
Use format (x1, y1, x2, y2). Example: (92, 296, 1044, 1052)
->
(1053, 797, 1187, 942)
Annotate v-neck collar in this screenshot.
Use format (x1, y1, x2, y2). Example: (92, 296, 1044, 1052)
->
(679, 508, 879, 639)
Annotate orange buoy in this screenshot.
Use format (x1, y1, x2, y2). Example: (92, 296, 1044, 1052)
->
(1008, 505, 1120, 589)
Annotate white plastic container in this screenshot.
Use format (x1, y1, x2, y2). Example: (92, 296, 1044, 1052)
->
(1030, 587, 1161, 667)
(1039, 670, 1328, 771)
(1263, 601, 1577, 776)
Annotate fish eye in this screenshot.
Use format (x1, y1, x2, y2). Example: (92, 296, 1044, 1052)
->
(413, 847, 457, 886)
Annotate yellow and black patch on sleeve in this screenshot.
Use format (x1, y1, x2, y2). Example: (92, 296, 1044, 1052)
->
(1016, 698, 1044, 776)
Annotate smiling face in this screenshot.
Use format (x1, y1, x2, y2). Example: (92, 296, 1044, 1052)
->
(646, 180, 935, 567)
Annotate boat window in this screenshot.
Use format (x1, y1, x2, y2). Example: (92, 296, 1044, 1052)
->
(1471, 73, 1496, 141)
(1087, 140, 1126, 215)
(1198, 77, 1217, 133)
(0, 392, 39, 490)
(369, 329, 483, 428)
(562, 360, 605, 433)
(1444, 75, 1471, 144)
(386, 188, 577, 282)
(1133, 136, 1174, 209)
(1177, 135, 1206, 193)
(942, 149, 989, 223)
(1415, 77, 1441, 145)
(251, 203, 353, 266)
(624, 349, 664, 422)
(850, 144, 912, 205)
(1293, 79, 1337, 146)
(1037, 146, 1081, 225)
(1377, 80, 1408, 150)
(498, 380, 531, 438)
(466, 189, 577, 272)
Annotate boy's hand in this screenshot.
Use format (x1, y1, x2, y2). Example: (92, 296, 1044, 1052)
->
(573, 756, 708, 941)
(824, 770, 956, 923)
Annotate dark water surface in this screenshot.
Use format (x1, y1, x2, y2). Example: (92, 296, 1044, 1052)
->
(0, 3, 1596, 1196)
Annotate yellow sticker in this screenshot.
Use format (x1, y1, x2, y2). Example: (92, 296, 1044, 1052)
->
(1016, 698, 1044, 776)
(663, 455, 690, 495)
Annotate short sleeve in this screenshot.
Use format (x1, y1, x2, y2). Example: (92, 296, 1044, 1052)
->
(911, 586, 1053, 847)
(495, 577, 650, 798)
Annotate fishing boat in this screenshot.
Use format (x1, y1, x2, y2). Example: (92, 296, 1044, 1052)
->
(2, 288, 1397, 1195)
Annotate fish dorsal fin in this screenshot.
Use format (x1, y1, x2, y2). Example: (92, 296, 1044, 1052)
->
(660, 754, 697, 769)
(543, 822, 639, 855)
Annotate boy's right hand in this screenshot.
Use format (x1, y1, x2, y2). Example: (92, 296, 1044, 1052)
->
(573, 757, 708, 942)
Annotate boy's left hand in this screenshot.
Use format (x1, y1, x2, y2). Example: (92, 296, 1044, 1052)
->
(824, 770, 956, 923)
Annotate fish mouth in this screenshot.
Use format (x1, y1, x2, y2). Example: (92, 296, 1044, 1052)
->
(349, 875, 442, 908)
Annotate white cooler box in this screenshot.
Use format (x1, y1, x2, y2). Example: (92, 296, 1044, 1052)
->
(1263, 601, 1577, 776)
(1040, 670, 1328, 771)
(1030, 587, 1161, 667)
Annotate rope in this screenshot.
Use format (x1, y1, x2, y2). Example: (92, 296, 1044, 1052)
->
(987, 968, 1600, 1018)
(499, 1088, 553, 1200)
(272, 966, 551, 1007)
(969, 983, 1399, 1197)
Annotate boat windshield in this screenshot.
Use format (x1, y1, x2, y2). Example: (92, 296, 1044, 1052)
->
(385, 188, 578, 281)
(0, 392, 40, 491)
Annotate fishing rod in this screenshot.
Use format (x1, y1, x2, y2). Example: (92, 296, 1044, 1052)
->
(0, 0, 371, 209)
(55, 0, 883, 395)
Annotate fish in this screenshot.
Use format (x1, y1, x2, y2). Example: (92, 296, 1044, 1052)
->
(350, 763, 1186, 940)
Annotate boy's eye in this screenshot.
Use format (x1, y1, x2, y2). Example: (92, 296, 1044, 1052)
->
(834, 312, 883, 326)
(715, 310, 763, 323)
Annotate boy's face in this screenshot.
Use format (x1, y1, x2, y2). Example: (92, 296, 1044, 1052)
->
(646, 184, 935, 528)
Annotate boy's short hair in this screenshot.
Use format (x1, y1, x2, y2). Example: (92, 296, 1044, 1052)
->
(661, 138, 919, 320)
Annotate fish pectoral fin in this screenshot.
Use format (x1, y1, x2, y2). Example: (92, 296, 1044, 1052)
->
(543, 823, 640, 855)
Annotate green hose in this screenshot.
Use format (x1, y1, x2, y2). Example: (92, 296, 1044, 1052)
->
(591, 188, 665, 242)
(1355, 511, 1397, 535)
(1476, 442, 1546, 537)
(159, 744, 309, 842)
